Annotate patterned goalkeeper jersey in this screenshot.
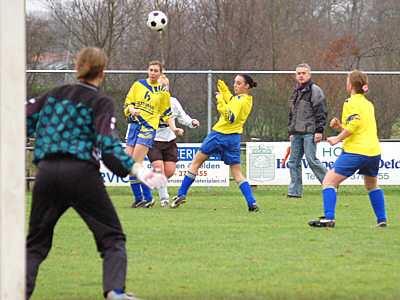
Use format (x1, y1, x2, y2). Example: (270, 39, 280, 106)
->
(26, 82, 133, 177)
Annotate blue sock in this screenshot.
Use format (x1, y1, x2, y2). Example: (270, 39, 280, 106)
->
(369, 188, 387, 223)
(129, 176, 143, 202)
(323, 187, 337, 220)
(238, 180, 256, 207)
(178, 171, 196, 197)
(113, 288, 124, 294)
(141, 183, 153, 201)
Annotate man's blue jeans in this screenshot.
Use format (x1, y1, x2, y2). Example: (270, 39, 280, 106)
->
(287, 134, 327, 197)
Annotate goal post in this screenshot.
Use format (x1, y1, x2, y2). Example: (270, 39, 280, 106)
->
(0, 0, 26, 299)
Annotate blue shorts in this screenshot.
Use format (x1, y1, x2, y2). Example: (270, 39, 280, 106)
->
(125, 122, 156, 149)
(199, 131, 241, 165)
(333, 152, 381, 177)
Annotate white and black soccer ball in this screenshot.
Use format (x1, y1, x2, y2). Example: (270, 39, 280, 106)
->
(146, 10, 168, 32)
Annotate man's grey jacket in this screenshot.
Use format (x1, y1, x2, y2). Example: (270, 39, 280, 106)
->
(288, 80, 327, 135)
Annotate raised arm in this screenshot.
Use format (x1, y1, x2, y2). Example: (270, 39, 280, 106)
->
(217, 79, 233, 103)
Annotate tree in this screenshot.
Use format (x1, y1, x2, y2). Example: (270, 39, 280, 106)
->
(42, 0, 145, 65)
(26, 13, 58, 95)
(26, 0, 400, 139)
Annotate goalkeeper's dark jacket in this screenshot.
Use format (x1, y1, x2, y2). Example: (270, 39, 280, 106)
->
(26, 82, 133, 177)
(288, 80, 327, 135)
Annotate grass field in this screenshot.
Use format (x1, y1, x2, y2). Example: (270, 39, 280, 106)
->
(28, 185, 400, 300)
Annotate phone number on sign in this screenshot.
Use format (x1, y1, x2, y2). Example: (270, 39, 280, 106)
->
(350, 173, 390, 180)
(177, 170, 208, 177)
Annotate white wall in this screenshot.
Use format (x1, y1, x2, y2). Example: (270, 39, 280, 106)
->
(0, 0, 26, 299)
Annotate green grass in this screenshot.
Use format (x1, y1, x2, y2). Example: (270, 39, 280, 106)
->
(28, 186, 400, 300)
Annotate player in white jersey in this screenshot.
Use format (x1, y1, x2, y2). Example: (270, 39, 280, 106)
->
(147, 96, 200, 207)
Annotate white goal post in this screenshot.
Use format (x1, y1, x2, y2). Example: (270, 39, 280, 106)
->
(0, 0, 26, 299)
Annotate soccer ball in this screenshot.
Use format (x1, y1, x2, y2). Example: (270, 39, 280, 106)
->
(146, 11, 168, 32)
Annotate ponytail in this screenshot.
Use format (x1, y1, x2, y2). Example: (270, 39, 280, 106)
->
(348, 70, 368, 94)
(238, 74, 257, 88)
(75, 47, 107, 81)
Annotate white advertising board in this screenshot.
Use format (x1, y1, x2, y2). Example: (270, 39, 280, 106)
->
(246, 142, 400, 185)
(101, 143, 229, 186)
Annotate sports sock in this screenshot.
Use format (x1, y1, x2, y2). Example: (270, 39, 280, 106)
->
(323, 186, 337, 220)
(177, 171, 196, 197)
(238, 180, 256, 207)
(368, 188, 387, 223)
(158, 185, 169, 200)
(129, 176, 143, 202)
(113, 288, 124, 295)
(141, 183, 153, 201)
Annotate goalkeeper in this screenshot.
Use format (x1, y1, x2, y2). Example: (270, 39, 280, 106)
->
(171, 74, 259, 212)
(26, 47, 166, 300)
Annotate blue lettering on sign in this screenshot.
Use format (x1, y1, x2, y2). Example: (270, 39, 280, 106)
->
(276, 158, 400, 170)
(302, 159, 309, 168)
(322, 146, 343, 157)
(107, 173, 117, 182)
(177, 147, 220, 161)
(379, 159, 400, 169)
(100, 172, 129, 183)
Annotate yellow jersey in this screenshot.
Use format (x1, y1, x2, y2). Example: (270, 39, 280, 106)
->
(341, 93, 380, 156)
(124, 79, 171, 129)
(212, 81, 253, 134)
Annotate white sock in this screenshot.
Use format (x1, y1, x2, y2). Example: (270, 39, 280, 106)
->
(158, 185, 169, 200)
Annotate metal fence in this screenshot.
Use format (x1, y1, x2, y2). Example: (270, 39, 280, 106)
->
(26, 69, 400, 142)
(26, 70, 400, 190)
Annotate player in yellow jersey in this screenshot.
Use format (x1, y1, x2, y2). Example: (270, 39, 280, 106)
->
(124, 61, 182, 208)
(171, 74, 260, 212)
(309, 70, 387, 228)
(147, 75, 200, 208)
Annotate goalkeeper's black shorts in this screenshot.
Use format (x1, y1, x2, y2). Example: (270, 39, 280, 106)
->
(26, 156, 127, 298)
